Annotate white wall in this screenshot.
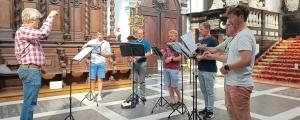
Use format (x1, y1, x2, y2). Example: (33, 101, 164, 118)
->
(264, 0, 282, 12)
(114, 0, 131, 42)
(186, 0, 205, 31)
(188, 0, 204, 13)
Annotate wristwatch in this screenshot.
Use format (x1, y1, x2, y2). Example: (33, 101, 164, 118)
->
(224, 64, 230, 71)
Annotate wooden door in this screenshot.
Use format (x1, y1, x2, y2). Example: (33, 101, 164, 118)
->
(141, 0, 180, 74)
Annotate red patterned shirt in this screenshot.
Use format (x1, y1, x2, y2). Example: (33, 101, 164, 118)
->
(14, 16, 54, 66)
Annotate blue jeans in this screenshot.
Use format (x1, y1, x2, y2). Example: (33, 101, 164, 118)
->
(90, 62, 106, 80)
(198, 71, 216, 112)
(163, 68, 179, 88)
(18, 67, 42, 120)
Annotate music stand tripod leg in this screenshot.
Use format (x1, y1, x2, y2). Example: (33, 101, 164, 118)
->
(64, 60, 75, 120)
(151, 57, 171, 113)
(124, 60, 140, 107)
(80, 58, 97, 106)
(188, 58, 201, 120)
(168, 57, 190, 119)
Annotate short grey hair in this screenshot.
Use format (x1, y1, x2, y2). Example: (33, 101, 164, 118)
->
(21, 8, 42, 24)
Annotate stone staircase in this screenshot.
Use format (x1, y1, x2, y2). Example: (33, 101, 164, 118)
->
(253, 36, 300, 88)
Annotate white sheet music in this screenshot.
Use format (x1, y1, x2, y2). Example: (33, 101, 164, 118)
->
(181, 31, 197, 53)
(72, 47, 94, 61)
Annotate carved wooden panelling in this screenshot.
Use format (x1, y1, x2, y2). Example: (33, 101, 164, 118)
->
(162, 17, 177, 48)
(144, 15, 158, 73)
(48, 5, 62, 31)
(70, 7, 83, 32)
(90, 9, 103, 33)
(0, 48, 18, 65)
(64, 48, 88, 71)
(0, 0, 12, 29)
(23, 1, 37, 9)
(169, 0, 177, 11)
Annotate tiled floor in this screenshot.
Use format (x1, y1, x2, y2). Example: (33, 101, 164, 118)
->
(0, 74, 300, 120)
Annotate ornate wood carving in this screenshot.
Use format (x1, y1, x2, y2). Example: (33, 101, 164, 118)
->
(90, 0, 100, 8)
(84, 0, 90, 38)
(71, 0, 81, 6)
(50, 0, 61, 4)
(40, 0, 47, 21)
(103, 0, 107, 35)
(14, 0, 21, 29)
(109, 0, 115, 37)
(63, 0, 71, 40)
(56, 46, 67, 78)
(152, 0, 169, 11)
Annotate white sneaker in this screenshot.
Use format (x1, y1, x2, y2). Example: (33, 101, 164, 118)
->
(97, 94, 102, 101)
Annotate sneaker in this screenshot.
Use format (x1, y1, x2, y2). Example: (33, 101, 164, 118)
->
(203, 111, 214, 119)
(140, 97, 147, 102)
(96, 94, 102, 101)
(198, 108, 207, 115)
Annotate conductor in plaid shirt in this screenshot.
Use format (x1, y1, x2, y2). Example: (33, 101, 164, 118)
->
(14, 8, 58, 120)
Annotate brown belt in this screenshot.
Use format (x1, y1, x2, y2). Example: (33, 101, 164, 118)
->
(20, 64, 41, 70)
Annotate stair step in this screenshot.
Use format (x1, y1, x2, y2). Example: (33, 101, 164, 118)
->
(260, 59, 300, 64)
(266, 52, 300, 56)
(253, 74, 300, 83)
(264, 56, 300, 60)
(273, 46, 300, 49)
(255, 62, 295, 68)
(253, 39, 300, 88)
(254, 65, 298, 70)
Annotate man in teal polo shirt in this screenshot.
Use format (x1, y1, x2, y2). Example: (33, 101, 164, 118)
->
(131, 28, 151, 102)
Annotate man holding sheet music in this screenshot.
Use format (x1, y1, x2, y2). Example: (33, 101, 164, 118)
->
(196, 22, 219, 119)
(82, 31, 111, 101)
(129, 28, 151, 102)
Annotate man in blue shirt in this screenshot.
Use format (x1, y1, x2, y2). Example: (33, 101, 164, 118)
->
(130, 28, 151, 102)
(196, 22, 219, 119)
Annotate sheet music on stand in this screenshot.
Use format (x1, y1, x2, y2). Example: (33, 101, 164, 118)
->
(152, 47, 163, 57)
(167, 42, 193, 58)
(72, 47, 95, 61)
(181, 31, 197, 54)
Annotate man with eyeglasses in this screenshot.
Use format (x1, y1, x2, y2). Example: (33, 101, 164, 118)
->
(130, 28, 151, 103)
(15, 8, 58, 120)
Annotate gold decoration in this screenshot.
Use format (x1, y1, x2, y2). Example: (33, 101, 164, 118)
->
(129, 15, 144, 31)
(128, 3, 144, 31)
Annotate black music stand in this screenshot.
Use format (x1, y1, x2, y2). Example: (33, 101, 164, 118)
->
(150, 47, 171, 113)
(120, 43, 145, 108)
(167, 42, 190, 119)
(65, 46, 95, 120)
(188, 56, 201, 120)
